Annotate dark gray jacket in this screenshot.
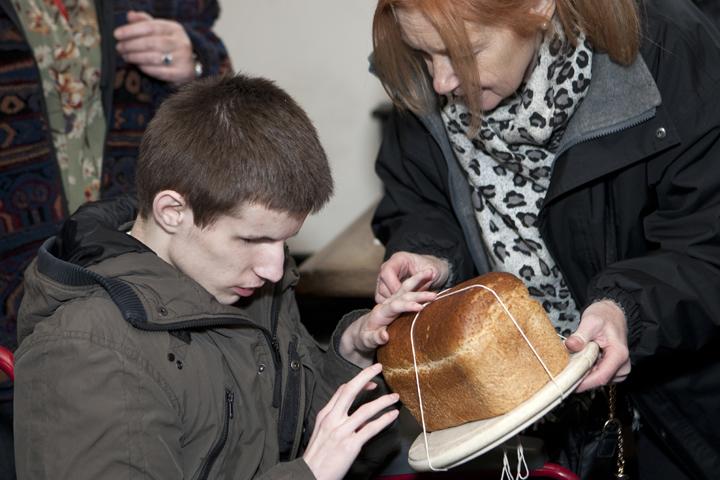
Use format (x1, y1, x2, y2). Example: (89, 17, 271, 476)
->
(14, 197, 364, 479)
(372, 0, 720, 477)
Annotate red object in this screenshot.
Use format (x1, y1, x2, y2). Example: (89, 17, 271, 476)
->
(0, 346, 13, 382)
(529, 463, 580, 480)
(52, 0, 69, 21)
(375, 463, 579, 480)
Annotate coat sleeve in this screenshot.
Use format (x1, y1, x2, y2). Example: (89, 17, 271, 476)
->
(372, 107, 477, 282)
(587, 9, 720, 365)
(14, 334, 185, 479)
(296, 310, 400, 477)
(178, 0, 232, 77)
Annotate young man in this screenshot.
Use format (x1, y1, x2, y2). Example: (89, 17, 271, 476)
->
(13, 74, 435, 479)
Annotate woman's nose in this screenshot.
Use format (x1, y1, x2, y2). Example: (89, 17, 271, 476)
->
(431, 57, 461, 95)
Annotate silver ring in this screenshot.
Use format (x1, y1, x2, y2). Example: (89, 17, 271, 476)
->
(161, 53, 173, 66)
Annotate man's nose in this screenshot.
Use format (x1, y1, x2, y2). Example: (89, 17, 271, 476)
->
(432, 57, 461, 95)
(254, 242, 285, 283)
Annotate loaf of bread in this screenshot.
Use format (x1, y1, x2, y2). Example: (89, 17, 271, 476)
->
(377, 272, 569, 431)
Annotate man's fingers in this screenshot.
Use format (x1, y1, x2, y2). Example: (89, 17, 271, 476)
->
(355, 409, 400, 444)
(334, 364, 383, 414)
(345, 392, 400, 432)
(375, 279, 392, 304)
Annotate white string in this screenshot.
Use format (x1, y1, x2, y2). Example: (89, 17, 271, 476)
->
(409, 283, 568, 472)
(501, 450, 513, 480)
(516, 442, 529, 480)
(409, 309, 448, 471)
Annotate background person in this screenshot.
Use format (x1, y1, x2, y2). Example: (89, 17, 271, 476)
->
(0, 0, 230, 352)
(0, 3, 229, 476)
(369, 0, 720, 478)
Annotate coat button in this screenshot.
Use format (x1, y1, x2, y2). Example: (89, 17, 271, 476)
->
(157, 306, 168, 316)
(290, 360, 300, 370)
(655, 127, 667, 139)
(258, 363, 266, 374)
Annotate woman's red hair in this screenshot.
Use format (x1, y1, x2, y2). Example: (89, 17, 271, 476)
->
(372, 0, 640, 120)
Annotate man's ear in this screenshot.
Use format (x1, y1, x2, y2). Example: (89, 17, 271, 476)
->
(152, 190, 189, 234)
(532, 0, 556, 21)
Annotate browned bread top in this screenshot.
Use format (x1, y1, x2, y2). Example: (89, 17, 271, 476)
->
(377, 272, 569, 431)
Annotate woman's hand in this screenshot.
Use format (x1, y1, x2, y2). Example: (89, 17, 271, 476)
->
(565, 299, 631, 392)
(114, 11, 196, 84)
(341, 270, 437, 368)
(375, 252, 449, 303)
(302, 363, 400, 480)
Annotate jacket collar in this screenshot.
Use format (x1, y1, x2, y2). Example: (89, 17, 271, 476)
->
(555, 52, 662, 157)
(418, 53, 679, 204)
(29, 197, 299, 332)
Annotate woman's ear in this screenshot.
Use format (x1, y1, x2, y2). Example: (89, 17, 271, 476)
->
(152, 190, 189, 234)
(532, 0, 556, 21)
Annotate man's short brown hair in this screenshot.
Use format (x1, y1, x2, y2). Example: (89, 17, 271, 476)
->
(136, 74, 333, 227)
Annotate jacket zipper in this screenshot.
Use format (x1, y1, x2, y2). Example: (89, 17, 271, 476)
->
(552, 109, 656, 160)
(195, 389, 234, 480)
(270, 284, 283, 408)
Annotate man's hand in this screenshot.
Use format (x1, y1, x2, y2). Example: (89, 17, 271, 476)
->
(342, 270, 437, 368)
(565, 299, 631, 392)
(375, 252, 449, 303)
(302, 363, 400, 480)
(114, 11, 196, 84)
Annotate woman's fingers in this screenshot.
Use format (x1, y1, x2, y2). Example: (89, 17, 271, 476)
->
(570, 300, 631, 392)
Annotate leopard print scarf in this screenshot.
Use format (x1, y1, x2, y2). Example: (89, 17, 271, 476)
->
(442, 23, 593, 335)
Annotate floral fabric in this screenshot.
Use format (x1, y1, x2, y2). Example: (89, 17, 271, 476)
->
(13, 0, 105, 213)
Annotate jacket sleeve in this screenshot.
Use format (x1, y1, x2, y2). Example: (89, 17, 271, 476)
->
(178, 0, 232, 77)
(372, 107, 477, 282)
(14, 334, 185, 479)
(587, 10, 720, 365)
(297, 310, 400, 477)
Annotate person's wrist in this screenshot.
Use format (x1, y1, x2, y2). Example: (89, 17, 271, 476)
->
(339, 317, 374, 368)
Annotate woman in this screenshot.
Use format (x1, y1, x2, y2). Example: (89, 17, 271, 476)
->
(370, 0, 720, 478)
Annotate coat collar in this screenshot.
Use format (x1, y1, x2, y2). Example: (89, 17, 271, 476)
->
(417, 52, 680, 206)
(28, 197, 299, 333)
(543, 53, 679, 205)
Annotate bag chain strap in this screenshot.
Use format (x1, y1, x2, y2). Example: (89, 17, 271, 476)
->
(606, 384, 628, 479)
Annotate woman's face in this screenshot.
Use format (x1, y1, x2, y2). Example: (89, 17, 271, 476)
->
(396, 8, 543, 111)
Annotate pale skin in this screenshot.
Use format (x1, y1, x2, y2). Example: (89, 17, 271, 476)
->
(133, 191, 437, 480)
(377, 1, 632, 391)
(114, 11, 197, 84)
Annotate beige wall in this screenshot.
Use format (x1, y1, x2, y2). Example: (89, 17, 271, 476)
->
(215, 1, 389, 254)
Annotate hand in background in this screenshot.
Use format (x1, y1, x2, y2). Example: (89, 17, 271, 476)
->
(114, 11, 196, 84)
(565, 299, 631, 392)
(342, 270, 437, 368)
(375, 251, 449, 303)
(302, 363, 400, 480)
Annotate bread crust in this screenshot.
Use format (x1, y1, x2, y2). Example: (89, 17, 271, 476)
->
(377, 272, 569, 431)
